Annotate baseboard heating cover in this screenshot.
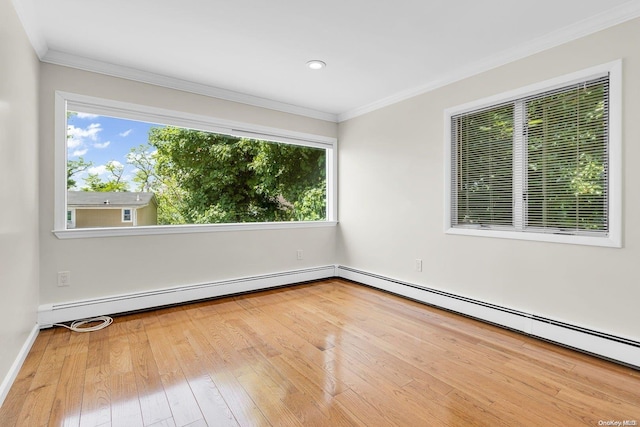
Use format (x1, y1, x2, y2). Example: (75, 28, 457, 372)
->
(38, 265, 336, 327)
(336, 265, 640, 369)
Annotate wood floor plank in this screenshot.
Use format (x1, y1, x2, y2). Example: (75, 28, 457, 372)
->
(146, 418, 177, 427)
(267, 356, 356, 427)
(234, 368, 304, 427)
(15, 384, 58, 427)
(270, 347, 349, 397)
(402, 377, 489, 426)
(144, 315, 205, 427)
(238, 348, 331, 426)
(569, 362, 640, 407)
(110, 372, 144, 427)
(109, 320, 134, 375)
(28, 328, 70, 392)
(177, 322, 271, 427)
(322, 346, 446, 426)
(3, 279, 639, 427)
(127, 322, 173, 426)
(204, 369, 271, 427)
(79, 366, 111, 427)
(160, 309, 256, 427)
(332, 388, 396, 426)
(187, 374, 239, 427)
(48, 349, 89, 427)
(0, 331, 53, 427)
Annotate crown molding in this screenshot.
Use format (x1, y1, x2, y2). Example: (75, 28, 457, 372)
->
(14, 0, 336, 123)
(41, 50, 339, 123)
(11, 0, 47, 57)
(14, 0, 640, 123)
(338, 1, 640, 122)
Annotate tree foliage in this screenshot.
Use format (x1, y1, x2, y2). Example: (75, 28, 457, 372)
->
(66, 120, 327, 225)
(456, 105, 514, 226)
(67, 157, 92, 189)
(456, 80, 608, 231)
(142, 127, 326, 224)
(526, 82, 607, 230)
(82, 161, 129, 192)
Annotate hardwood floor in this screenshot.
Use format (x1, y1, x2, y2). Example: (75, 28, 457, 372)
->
(1, 279, 639, 426)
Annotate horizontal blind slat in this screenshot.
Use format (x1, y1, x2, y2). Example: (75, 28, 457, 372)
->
(451, 74, 609, 235)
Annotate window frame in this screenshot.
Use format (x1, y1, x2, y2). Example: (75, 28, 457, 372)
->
(66, 208, 76, 229)
(122, 208, 133, 223)
(444, 60, 622, 248)
(54, 91, 338, 239)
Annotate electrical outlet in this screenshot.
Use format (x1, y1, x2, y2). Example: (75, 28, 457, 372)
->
(58, 271, 70, 287)
(296, 249, 304, 260)
(415, 259, 423, 272)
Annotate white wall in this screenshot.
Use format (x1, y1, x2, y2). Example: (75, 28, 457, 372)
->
(337, 18, 640, 342)
(0, 0, 40, 388)
(39, 64, 338, 304)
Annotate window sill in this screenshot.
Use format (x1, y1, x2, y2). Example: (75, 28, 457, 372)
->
(445, 227, 621, 248)
(53, 220, 338, 239)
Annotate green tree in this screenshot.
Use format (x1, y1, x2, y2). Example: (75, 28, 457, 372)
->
(527, 82, 607, 230)
(456, 80, 607, 231)
(82, 161, 129, 192)
(67, 157, 93, 189)
(147, 127, 326, 224)
(127, 144, 158, 192)
(127, 143, 187, 224)
(456, 105, 514, 226)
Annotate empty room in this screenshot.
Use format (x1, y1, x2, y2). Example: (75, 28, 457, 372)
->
(1, 0, 639, 425)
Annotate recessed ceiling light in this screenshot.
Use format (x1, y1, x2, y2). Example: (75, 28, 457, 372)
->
(306, 60, 326, 70)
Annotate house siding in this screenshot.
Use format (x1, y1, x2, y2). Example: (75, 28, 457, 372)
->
(137, 204, 158, 226)
(75, 208, 130, 228)
(74, 206, 157, 228)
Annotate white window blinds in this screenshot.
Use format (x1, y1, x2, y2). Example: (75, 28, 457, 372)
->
(451, 75, 610, 237)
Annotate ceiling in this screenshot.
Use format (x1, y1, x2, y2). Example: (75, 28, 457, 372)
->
(12, 0, 640, 122)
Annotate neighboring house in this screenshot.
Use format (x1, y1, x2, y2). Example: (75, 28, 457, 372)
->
(67, 191, 158, 228)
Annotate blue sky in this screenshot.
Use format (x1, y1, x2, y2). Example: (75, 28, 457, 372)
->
(67, 111, 164, 190)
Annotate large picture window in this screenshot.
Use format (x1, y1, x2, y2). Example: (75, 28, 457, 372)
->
(445, 61, 621, 247)
(55, 93, 337, 238)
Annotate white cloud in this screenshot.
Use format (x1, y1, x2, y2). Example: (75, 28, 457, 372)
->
(67, 123, 102, 148)
(94, 141, 111, 149)
(67, 136, 82, 149)
(75, 112, 99, 119)
(119, 129, 133, 137)
(88, 165, 107, 175)
(72, 149, 88, 156)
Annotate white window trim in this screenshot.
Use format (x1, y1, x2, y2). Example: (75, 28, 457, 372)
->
(444, 60, 622, 248)
(54, 92, 338, 239)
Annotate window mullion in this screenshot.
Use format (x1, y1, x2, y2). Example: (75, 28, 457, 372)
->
(513, 101, 525, 230)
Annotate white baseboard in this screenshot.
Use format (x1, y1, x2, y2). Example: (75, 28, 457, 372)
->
(0, 324, 39, 407)
(336, 265, 640, 369)
(38, 265, 336, 327)
(34, 263, 639, 369)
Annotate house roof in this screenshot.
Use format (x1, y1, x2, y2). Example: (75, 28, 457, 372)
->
(67, 191, 156, 208)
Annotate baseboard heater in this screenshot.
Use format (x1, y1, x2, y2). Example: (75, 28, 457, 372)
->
(37, 264, 638, 368)
(335, 265, 640, 369)
(37, 265, 336, 327)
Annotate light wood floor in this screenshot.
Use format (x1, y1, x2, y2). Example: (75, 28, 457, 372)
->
(1, 279, 639, 426)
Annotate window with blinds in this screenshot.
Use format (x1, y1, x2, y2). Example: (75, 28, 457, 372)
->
(446, 62, 621, 247)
